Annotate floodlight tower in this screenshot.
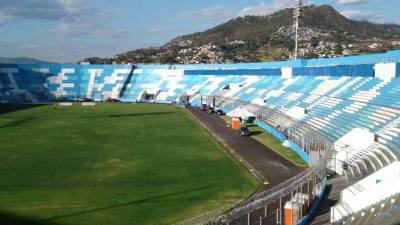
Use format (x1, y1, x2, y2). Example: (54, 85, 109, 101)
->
(293, 0, 302, 59)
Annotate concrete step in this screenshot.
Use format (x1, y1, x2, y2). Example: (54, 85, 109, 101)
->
(309, 175, 357, 225)
(310, 213, 330, 225)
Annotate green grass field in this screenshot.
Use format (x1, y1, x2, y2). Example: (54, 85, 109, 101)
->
(0, 103, 258, 225)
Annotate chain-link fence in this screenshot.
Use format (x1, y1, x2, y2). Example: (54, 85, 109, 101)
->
(175, 95, 334, 225)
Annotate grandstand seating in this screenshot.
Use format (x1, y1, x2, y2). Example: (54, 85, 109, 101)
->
(1, 50, 400, 225)
(337, 193, 400, 225)
(331, 162, 400, 223)
(0, 64, 133, 102)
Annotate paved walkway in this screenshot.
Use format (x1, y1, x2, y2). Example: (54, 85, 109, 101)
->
(188, 108, 304, 189)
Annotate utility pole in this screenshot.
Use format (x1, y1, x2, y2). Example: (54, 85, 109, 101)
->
(293, 0, 302, 59)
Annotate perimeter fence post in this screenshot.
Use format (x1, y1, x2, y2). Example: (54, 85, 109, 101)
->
(291, 190, 294, 224)
(276, 208, 279, 225)
(279, 197, 282, 225)
(307, 178, 310, 211)
(300, 185, 303, 219)
(265, 205, 267, 217)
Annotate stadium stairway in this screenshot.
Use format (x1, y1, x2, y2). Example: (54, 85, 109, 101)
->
(310, 176, 358, 225)
(342, 143, 397, 181)
(332, 192, 400, 225)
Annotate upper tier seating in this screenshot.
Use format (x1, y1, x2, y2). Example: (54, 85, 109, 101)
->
(121, 71, 400, 158)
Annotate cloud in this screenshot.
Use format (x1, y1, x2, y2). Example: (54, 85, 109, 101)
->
(52, 21, 130, 39)
(18, 43, 40, 50)
(52, 22, 97, 36)
(239, 0, 291, 17)
(0, 0, 129, 38)
(176, 5, 234, 21)
(340, 10, 383, 22)
(0, 14, 14, 24)
(0, 0, 96, 24)
(0, 0, 131, 62)
(147, 27, 174, 33)
(0, 37, 131, 63)
(337, 0, 368, 5)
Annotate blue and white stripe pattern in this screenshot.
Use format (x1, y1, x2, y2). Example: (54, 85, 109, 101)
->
(1, 51, 400, 160)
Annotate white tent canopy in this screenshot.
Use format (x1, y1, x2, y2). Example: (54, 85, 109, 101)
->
(144, 89, 160, 95)
(333, 128, 375, 175)
(286, 106, 306, 120)
(334, 128, 375, 152)
(227, 107, 256, 118)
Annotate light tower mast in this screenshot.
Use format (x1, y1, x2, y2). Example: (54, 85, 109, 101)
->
(293, 0, 302, 59)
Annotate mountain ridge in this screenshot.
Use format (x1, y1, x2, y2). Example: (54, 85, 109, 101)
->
(0, 57, 57, 64)
(83, 4, 400, 64)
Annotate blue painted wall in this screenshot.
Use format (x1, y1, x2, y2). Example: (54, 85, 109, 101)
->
(292, 64, 374, 77)
(284, 140, 311, 164)
(184, 64, 375, 77)
(184, 68, 281, 76)
(138, 50, 400, 70)
(397, 63, 400, 77)
(253, 120, 309, 165)
(254, 120, 287, 142)
(298, 177, 328, 225)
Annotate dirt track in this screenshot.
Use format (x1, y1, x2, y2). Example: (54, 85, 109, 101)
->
(188, 108, 305, 189)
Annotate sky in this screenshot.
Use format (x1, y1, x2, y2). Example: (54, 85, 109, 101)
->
(0, 0, 399, 63)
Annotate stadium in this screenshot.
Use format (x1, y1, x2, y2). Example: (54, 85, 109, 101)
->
(1, 49, 400, 225)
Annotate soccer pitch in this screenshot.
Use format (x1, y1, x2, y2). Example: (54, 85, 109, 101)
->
(0, 103, 258, 225)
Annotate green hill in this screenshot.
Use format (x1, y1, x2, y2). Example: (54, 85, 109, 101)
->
(0, 57, 56, 64)
(82, 5, 400, 64)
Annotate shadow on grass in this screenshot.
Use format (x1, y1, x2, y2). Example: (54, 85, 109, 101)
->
(51, 112, 175, 120)
(107, 112, 174, 118)
(44, 186, 212, 222)
(250, 131, 263, 136)
(0, 211, 61, 225)
(0, 116, 37, 128)
(0, 112, 176, 123)
(245, 124, 257, 128)
(0, 104, 48, 115)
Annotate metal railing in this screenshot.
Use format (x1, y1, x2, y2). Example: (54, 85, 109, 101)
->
(175, 207, 232, 225)
(175, 95, 334, 225)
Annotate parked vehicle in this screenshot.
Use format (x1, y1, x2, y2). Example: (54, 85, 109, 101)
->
(201, 104, 207, 111)
(215, 109, 225, 116)
(78, 97, 94, 102)
(237, 126, 251, 136)
(57, 97, 73, 102)
(245, 116, 256, 123)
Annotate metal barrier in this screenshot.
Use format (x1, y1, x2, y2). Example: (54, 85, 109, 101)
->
(175, 95, 334, 225)
(174, 207, 231, 225)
